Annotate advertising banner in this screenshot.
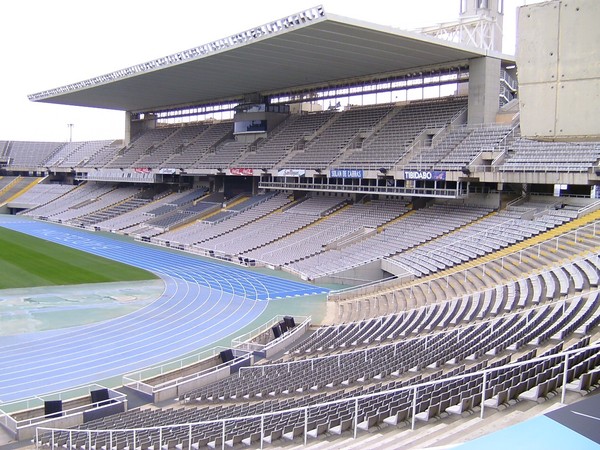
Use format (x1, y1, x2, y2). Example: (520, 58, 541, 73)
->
(329, 169, 364, 179)
(229, 168, 254, 176)
(403, 170, 446, 181)
(277, 169, 306, 177)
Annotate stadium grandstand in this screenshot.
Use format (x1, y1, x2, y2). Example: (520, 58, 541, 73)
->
(1, 0, 600, 448)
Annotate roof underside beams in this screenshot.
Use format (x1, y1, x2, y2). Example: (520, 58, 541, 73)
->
(31, 15, 509, 113)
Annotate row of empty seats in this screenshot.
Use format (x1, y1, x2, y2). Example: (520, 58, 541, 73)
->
(335, 224, 600, 323)
(4, 103, 600, 173)
(339, 97, 469, 169)
(501, 139, 600, 172)
(39, 270, 600, 449)
(28, 184, 600, 450)
(390, 207, 574, 276)
(7, 183, 77, 208)
(288, 203, 491, 280)
(194, 196, 347, 255)
(242, 200, 409, 266)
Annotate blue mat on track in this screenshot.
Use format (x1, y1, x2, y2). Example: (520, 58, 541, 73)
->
(454, 394, 600, 450)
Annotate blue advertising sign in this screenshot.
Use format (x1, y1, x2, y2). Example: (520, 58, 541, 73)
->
(330, 169, 364, 179)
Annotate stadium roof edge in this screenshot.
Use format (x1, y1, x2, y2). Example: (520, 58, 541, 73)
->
(28, 5, 516, 113)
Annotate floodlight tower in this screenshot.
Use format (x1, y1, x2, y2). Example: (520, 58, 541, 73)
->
(418, 0, 504, 52)
(459, 0, 504, 51)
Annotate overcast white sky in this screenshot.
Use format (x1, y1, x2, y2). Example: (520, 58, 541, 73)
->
(0, 0, 533, 143)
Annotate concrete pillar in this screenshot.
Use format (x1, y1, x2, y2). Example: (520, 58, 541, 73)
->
(467, 56, 501, 124)
(124, 111, 133, 146)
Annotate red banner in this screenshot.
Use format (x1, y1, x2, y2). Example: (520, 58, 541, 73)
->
(229, 168, 253, 176)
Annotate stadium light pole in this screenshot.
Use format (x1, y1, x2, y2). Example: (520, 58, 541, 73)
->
(67, 123, 74, 142)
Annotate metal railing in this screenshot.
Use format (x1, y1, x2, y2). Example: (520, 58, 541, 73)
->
(1, 385, 125, 436)
(231, 315, 311, 353)
(259, 181, 469, 198)
(122, 347, 236, 396)
(327, 275, 401, 302)
(36, 342, 600, 450)
(329, 218, 599, 303)
(239, 288, 598, 378)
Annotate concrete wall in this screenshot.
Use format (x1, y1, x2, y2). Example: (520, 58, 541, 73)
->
(145, 355, 222, 386)
(263, 319, 310, 359)
(165, 365, 231, 403)
(13, 395, 125, 441)
(125, 112, 157, 146)
(517, 0, 600, 140)
(317, 260, 386, 286)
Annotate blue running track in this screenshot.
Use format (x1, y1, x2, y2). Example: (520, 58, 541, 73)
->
(0, 217, 328, 402)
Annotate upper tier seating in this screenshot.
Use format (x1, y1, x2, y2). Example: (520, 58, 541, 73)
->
(193, 140, 249, 169)
(338, 97, 468, 169)
(3, 94, 600, 176)
(132, 124, 210, 168)
(0, 141, 9, 160)
(500, 139, 600, 172)
(405, 124, 512, 170)
(105, 128, 180, 168)
(282, 104, 395, 169)
(43, 140, 115, 168)
(4, 141, 64, 168)
(164, 122, 233, 168)
(84, 141, 123, 167)
(234, 112, 335, 168)
(435, 125, 513, 170)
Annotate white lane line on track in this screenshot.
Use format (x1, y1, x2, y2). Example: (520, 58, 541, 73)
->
(0, 219, 325, 400)
(0, 266, 262, 378)
(0, 222, 273, 400)
(3, 276, 266, 398)
(0, 271, 267, 398)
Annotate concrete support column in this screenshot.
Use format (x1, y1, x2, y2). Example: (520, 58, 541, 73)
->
(124, 111, 133, 146)
(467, 56, 501, 124)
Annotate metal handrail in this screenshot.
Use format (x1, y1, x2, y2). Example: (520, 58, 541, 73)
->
(330, 218, 599, 302)
(36, 342, 600, 449)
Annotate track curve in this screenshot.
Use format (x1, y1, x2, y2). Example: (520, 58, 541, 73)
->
(0, 217, 327, 402)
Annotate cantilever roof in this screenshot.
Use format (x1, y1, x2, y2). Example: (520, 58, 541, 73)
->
(29, 5, 514, 113)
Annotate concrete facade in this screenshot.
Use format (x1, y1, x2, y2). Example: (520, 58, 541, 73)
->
(517, 0, 600, 140)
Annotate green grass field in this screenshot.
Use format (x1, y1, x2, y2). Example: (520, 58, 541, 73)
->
(0, 227, 156, 289)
